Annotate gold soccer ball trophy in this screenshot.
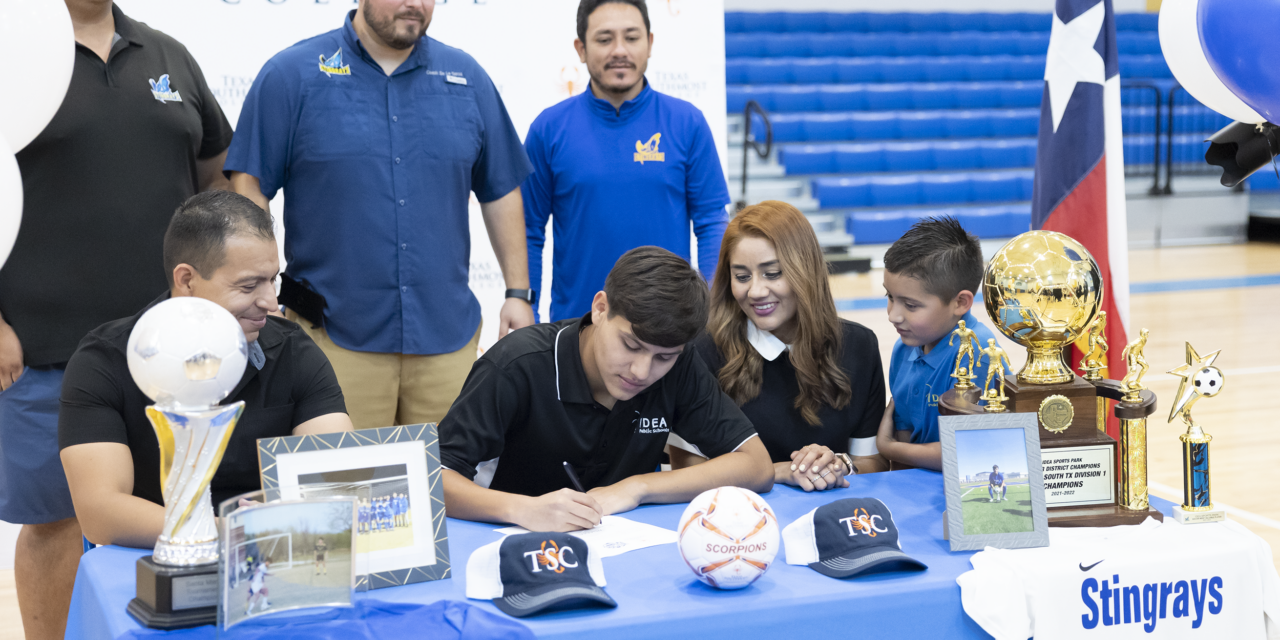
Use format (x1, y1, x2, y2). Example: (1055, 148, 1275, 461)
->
(941, 230, 1161, 527)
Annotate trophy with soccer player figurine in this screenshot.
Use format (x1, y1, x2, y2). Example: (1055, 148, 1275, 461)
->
(949, 320, 980, 391)
(940, 230, 1161, 527)
(124, 298, 248, 629)
(1166, 343, 1227, 524)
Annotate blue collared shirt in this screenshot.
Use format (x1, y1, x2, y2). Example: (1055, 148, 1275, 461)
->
(523, 82, 730, 322)
(888, 311, 996, 444)
(225, 11, 531, 355)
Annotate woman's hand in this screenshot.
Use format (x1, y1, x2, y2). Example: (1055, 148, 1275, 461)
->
(774, 444, 851, 492)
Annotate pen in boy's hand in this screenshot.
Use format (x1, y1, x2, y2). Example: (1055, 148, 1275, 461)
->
(562, 461, 586, 493)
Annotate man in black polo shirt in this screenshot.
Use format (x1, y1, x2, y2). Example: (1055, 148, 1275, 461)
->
(440, 247, 773, 532)
(0, 2, 233, 636)
(59, 191, 352, 550)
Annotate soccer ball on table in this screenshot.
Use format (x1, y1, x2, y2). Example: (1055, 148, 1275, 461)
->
(676, 487, 779, 590)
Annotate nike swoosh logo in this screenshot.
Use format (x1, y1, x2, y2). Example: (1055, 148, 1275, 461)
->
(1079, 560, 1104, 572)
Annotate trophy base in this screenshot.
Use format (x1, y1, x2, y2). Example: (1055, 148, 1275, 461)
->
(1173, 505, 1225, 524)
(1048, 504, 1164, 528)
(126, 555, 218, 630)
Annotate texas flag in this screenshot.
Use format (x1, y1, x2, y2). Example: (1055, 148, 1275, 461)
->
(1032, 0, 1131, 439)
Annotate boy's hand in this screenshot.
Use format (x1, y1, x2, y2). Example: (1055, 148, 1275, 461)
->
(875, 400, 900, 462)
(515, 489, 603, 532)
(588, 477, 646, 516)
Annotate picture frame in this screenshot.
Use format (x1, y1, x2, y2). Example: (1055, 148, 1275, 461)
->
(940, 412, 1049, 552)
(257, 424, 450, 589)
(217, 494, 357, 630)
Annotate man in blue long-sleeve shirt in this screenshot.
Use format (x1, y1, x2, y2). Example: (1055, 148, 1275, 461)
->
(523, 0, 731, 321)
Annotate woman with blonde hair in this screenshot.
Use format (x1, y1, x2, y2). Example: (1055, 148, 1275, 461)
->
(669, 201, 886, 490)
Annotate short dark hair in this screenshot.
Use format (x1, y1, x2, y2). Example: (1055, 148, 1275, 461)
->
(163, 191, 275, 284)
(603, 246, 708, 348)
(577, 0, 650, 43)
(882, 216, 983, 303)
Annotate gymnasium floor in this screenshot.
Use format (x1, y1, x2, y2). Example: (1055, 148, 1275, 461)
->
(0, 243, 1276, 639)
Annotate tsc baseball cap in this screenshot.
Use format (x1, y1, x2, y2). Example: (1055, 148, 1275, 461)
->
(466, 532, 617, 617)
(782, 497, 928, 578)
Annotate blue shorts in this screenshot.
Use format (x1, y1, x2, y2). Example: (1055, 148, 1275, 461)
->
(0, 367, 75, 524)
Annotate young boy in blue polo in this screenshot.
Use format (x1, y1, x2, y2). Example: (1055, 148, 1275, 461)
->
(876, 217, 997, 471)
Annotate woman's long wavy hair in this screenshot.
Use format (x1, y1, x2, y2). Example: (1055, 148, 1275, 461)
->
(708, 201, 851, 425)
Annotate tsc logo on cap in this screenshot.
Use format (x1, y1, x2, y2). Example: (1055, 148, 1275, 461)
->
(522, 540, 579, 574)
(838, 508, 889, 538)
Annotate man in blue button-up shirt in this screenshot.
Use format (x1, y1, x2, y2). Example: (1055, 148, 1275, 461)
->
(227, 0, 534, 430)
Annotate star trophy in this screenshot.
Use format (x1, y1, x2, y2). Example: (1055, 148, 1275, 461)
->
(1166, 343, 1227, 524)
(940, 230, 1162, 527)
(124, 298, 249, 628)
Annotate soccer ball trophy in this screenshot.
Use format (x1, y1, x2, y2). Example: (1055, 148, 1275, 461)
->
(1166, 343, 1227, 524)
(940, 231, 1161, 527)
(125, 297, 248, 629)
(676, 487, 779, 590)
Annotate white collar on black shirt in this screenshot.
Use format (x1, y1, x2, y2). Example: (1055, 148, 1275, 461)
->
(747, 322, 789, 361)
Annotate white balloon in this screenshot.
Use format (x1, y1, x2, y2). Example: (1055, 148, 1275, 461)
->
(0, 0, 75, 152)
(0, 135, 20, 272)
(1159, 0, 1266, 124)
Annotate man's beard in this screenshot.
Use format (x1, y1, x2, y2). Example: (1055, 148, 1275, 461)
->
(362, 4, 428, 50)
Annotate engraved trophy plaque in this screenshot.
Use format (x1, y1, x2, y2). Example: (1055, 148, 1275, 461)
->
(123, 298, 249, 629)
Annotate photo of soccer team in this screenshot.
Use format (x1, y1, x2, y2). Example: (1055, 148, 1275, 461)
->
(222, 500, 355, 628)
(298, 464, 416, 554)
(954, 428, 1035, 536)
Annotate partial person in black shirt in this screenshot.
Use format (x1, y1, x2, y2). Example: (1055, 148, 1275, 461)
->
(440, 247, 773, 532)
(0, 4, 234, 636)
(59, 192, 353, 550)
(670, 201, 887, 491)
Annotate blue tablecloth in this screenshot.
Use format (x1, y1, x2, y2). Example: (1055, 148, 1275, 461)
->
(66, 469, 1176, 639)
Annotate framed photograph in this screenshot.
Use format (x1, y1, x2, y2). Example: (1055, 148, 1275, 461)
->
(940, 413, 1049, 552)
(218, 496, 356, 630)
(257, 424, 450, 589)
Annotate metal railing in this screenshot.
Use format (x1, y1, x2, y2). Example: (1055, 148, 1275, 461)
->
(736, 100, 773, 212)
(1165, 84, 1239, 192)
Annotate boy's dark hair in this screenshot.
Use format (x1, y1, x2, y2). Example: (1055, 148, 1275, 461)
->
(604, 246, 708, 348)
(577, 0, 650, 43)
(163, 191, 275, 284)
(882, 216, 983, 302)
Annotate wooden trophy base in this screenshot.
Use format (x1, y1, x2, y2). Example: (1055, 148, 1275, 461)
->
(1048, 504, 1165, 527)
(126, 555, 218, 630)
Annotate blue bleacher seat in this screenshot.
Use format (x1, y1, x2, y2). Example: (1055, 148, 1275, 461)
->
(725, 12, 1157, 34)
(836, 144, 887, 173)
(756, 109, 1042, 143)
(1247, 169, 1280, 192)
(920, 174, 972, 204)
(846, 112, 897, 139)
(870, 175, 924, 206)
(1124, 135, 1156, 165)
(883, 142, 935, 172)
(896, 111, 947, 139)
(1117, 32, 1162, 55)
(724, 54, 1180, 84)
(727, 32, 1055, 58)
(813, 171, 1034, 208)
(847, 210, 918, 245)
(846, 204, 1032, 244)
(780, 138, 1039, 175)
(1115, 13, 1159, 32)
(881, 58, 929, 83)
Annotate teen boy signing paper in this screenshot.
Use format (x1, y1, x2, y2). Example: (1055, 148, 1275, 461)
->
(439, 247, 773, 532)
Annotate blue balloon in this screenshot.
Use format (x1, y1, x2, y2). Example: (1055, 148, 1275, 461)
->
(1199, 0, 1280, 123)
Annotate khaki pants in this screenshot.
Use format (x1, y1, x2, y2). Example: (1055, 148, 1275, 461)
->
(287, 309, 481, 429)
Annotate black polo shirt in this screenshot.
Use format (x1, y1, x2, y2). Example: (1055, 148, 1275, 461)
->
(58, 294, 347, 507)
(0, 4, 233, 366)
(438, 315, 758, 497)
(690, 320, 886, 464)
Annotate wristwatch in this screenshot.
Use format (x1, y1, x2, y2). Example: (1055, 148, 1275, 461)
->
(505, 288, 537, 305)
(834, 453, 856, 475)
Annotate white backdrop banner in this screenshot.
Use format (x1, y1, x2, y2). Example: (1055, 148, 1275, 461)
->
(115, 0, 727, 351)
